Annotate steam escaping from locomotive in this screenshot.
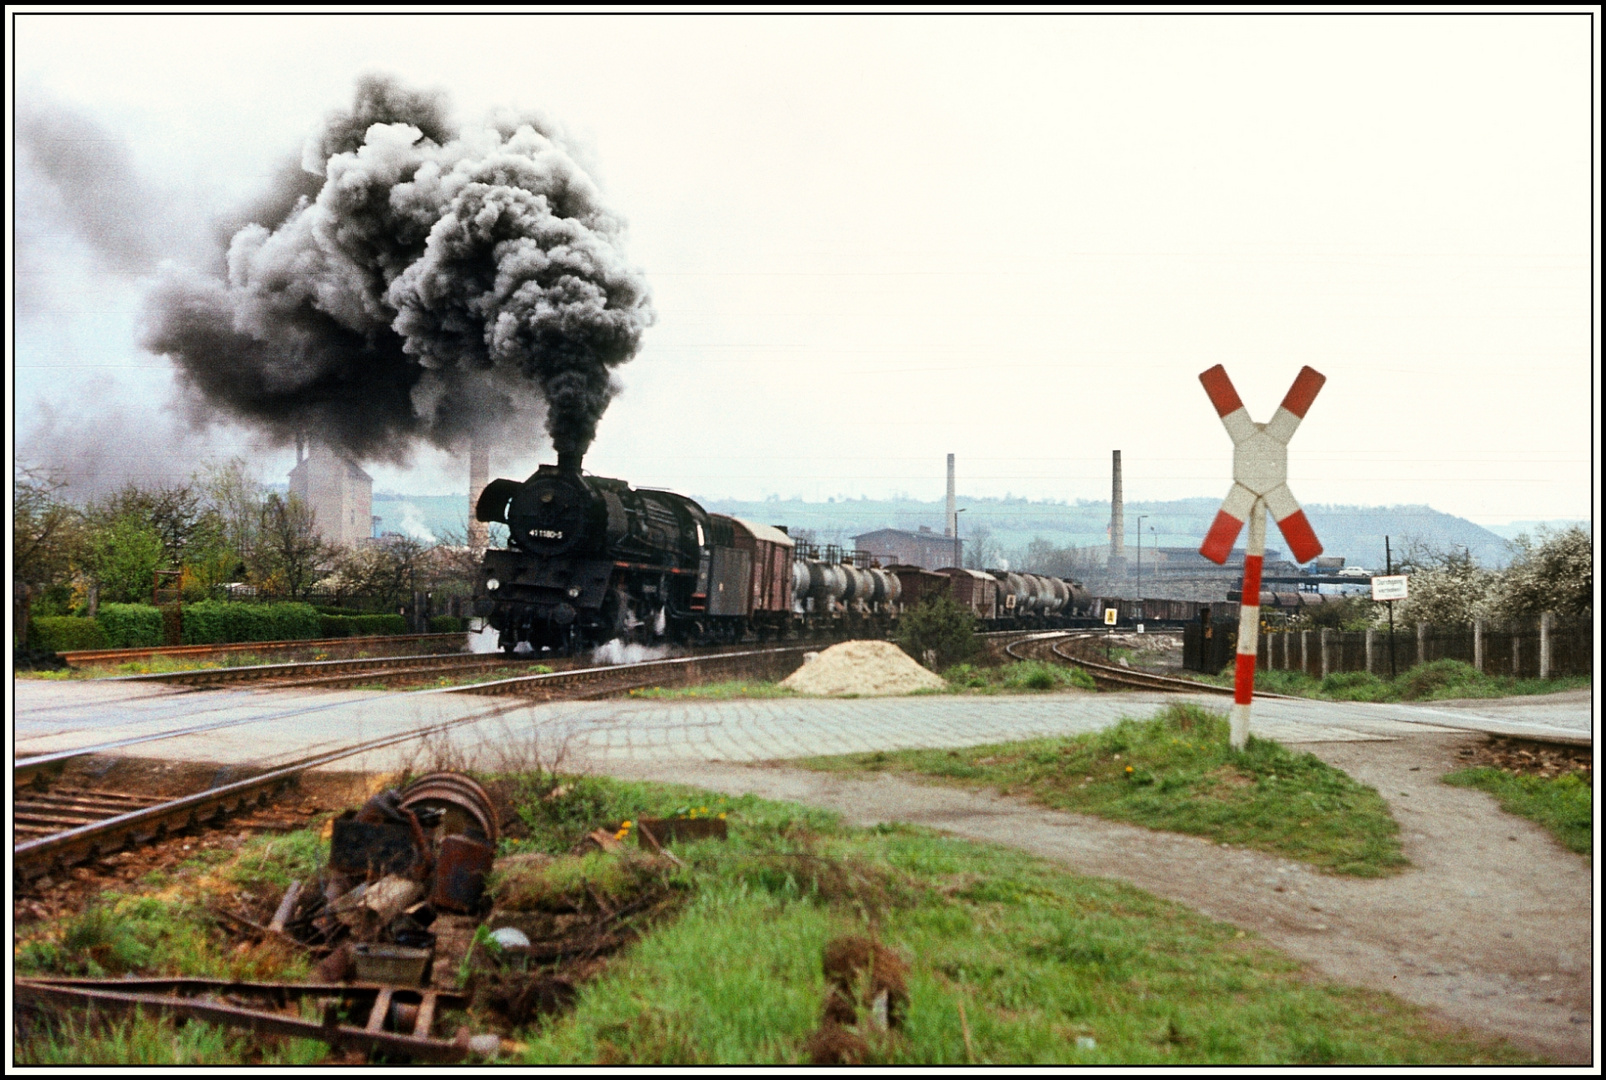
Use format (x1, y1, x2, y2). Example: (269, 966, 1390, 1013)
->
(142, 75, 655, 463)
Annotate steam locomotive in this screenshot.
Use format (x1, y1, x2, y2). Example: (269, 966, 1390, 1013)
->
(473, 455, 1094, 654)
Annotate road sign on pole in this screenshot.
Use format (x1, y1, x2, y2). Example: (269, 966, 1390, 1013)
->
(1370, 575, 1409, 602)
(1197, 364, 1326, 749)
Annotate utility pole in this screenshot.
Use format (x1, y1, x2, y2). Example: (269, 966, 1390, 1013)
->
(1134, 514, 1147, 596)
(1385, 535, 1397, 679)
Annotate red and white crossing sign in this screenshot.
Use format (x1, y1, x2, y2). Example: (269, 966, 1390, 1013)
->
(1197, 364, 1326, 748)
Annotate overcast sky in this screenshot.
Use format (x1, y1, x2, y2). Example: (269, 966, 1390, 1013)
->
(10, 11, 1598, 526)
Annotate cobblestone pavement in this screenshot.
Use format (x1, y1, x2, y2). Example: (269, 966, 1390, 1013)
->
(15, 678, 1591, 775)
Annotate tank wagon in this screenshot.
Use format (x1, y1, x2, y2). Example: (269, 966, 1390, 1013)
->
(474, 459, 1099, 654)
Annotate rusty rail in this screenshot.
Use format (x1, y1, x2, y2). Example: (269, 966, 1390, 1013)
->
(1006, 631, 1243, 696)
(59, 632, 468, 667)
(11, 695, 529, 878)
(101, 650, 539, 689)
(14, 978, 473, 1063)
(450, 645, 813, 699)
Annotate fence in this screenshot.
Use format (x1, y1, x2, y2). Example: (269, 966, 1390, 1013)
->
(1254, 615, 1592, 681)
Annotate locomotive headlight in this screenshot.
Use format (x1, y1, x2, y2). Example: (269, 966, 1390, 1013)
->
(486, 577, 501, 591)
(567, 586, 581, 598)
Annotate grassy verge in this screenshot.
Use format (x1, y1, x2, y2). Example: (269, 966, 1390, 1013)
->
(937, 661, 1097, 694)
(1188, 659, 1590, 703)
(800, 704, 1406, 877)
(1441, 769, 1592, 860)
(15, 773, 1532, 1065)
(17, 653, 285, 679)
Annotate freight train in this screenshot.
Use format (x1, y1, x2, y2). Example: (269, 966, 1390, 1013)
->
(473, 457, 1097, 654)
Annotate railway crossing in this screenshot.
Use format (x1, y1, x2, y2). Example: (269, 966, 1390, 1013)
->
(1198, 364, 1327, 748)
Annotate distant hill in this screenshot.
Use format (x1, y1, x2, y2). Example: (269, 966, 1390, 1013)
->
(374, 487, 1520, 571)
(1478, 519, 1591, 542)
(696, 495, 1518, 571)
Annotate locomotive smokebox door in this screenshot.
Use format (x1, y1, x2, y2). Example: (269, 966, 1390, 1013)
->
(707, 549, 752, 617)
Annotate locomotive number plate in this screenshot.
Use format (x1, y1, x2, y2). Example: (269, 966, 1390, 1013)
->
(530, 529, 564, 539)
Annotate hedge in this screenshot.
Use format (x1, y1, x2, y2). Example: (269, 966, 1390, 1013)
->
(28, 617, 109, 653)
(428, 616, 465, 634)
(98, 603, 164, 649)
(318, 613, 409, 638)
(180, 601, 323, 645)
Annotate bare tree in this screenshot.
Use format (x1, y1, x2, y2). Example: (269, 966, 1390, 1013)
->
(13, 464, 86, 594)
(256, 493, 330, 599)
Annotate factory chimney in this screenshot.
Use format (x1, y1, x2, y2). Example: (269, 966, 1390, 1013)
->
(1109, 450, 1127, 576)
(945, 454, 956, 538)
(468, 437, 490, 553)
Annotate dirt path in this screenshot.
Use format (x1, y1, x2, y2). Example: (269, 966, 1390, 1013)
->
(596, 730, 1593, 1064)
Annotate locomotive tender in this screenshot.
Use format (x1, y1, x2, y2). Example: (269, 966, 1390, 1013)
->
(473, 455, 1094, 654)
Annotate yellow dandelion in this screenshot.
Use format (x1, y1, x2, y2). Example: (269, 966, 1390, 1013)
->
(1125, 766, 1134, 773)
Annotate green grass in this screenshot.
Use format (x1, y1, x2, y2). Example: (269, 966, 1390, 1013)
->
(17, 1008, 328, 1066)
(506, 784, 1517, 1064)
(1442, 768, 1592, 860)
(799, 704, 1407, 878)
(1191, 659, 1590, 703)
(13, 774, 1533, 1064)
(938, 661, 1098, 693)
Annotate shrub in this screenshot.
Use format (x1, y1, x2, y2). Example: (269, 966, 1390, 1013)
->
(28, 617, 109, 653)
(180, 601, 323, 644)
(1317, 670, 1392, 702)
(97, 603, 164, 648)
(317, 613, 408, 637)
(1397, 659, 1482, 701)
(894, 593, 977, 670)
(429, 615, 465, 634)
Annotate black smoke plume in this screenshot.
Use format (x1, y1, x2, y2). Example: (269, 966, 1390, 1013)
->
(142, 75, 654, 463)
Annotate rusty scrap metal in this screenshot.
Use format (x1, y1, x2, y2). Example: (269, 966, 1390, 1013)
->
(15, 977, 473, 1063)
(330, 816, 423, 880)
(431, 833, 495, 914)
(400, 772, 500, 845)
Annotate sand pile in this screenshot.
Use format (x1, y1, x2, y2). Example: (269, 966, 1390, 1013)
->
(781, 640, 947, 697)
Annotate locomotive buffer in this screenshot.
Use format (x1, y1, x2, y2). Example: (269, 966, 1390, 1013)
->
(1197, 364, 1326, 749)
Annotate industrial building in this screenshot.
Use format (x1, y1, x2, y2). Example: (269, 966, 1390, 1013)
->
(288, 440, 374, 548)
(852, 527, 964, 571)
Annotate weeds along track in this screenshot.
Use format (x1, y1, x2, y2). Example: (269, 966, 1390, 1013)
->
(58, 632, 470, 668)
(99, 650, 553, 690)
(12, 646, 812, 881)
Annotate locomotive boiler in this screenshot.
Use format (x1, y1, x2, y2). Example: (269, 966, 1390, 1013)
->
(475, 452, 711, 653)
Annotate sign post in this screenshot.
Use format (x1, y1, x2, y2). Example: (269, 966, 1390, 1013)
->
(1197, 365, 1326, 748)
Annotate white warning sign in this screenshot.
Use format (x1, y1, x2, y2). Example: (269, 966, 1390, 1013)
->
(1371, 575, 1409, 602)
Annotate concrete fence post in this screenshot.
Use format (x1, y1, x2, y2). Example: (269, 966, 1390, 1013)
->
(1365, 627, 1376, 675)
(1539, 612, 1552, 680)
(1320, 628, 1331, 679)
(1300, 630, 1310, 676)
(1416, 622, 1428, 667)
(1473, 619, 1484, 674)
(1512, 635, 1521, 678)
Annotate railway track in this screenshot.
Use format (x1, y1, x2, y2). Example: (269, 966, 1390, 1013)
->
(13, 645, 811, 880)
(58, 632, 469, 668)
(104, 649, 552, 690)
(1005, 631, 1287, 697)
